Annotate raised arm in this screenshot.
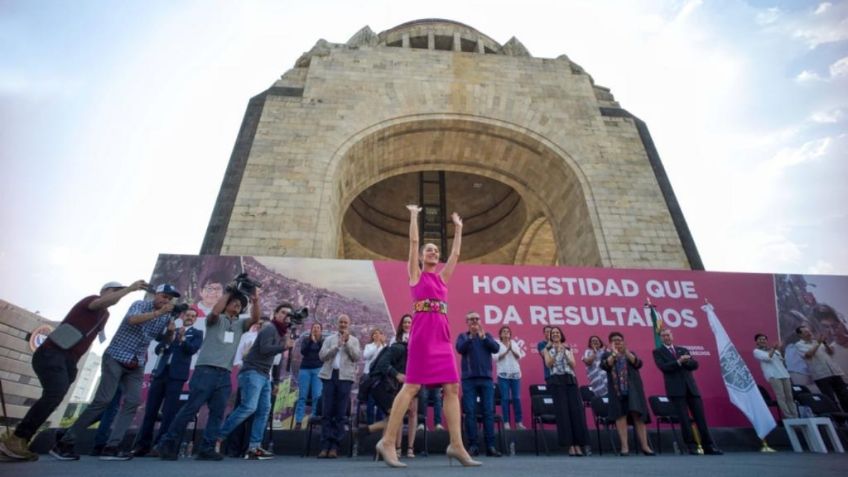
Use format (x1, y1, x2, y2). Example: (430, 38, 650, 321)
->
(89, 280, 147, 310)
(440, 212, 463, 284)
(407, 205, 422, 285)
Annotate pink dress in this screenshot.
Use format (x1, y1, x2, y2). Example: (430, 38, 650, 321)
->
(405, 272, 460, 385)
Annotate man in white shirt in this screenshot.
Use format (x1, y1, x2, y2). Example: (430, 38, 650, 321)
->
(753, 334, 797, 419)
(795, 326, 848, 411)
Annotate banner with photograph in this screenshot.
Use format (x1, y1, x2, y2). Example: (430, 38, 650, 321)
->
(138, 254, 847, 430)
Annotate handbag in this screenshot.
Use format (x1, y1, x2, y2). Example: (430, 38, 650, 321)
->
(47, 323, 86, 350)
(47, 311, 108, 350)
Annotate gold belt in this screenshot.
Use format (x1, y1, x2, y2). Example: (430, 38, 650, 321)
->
(413, 299, 448, 315)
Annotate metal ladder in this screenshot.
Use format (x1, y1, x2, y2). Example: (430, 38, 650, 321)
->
(418, 171, 447, 260)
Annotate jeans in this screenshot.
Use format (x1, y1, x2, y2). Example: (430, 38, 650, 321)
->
(134, 372, 186, 449)
(365, 395, 385, 424)
(94, 388, 123, 447)
(61, 353, 143, 448)
(14, 346, 77, 440)
(218, 370, 272, 449)
(417, 387, 443, 427)
(159, 365, 231, 453)
(497, 377, 522, 425)
(462, 378, 495, 449)
(320, 371, 352, 452)
(294, 367, 322, 424)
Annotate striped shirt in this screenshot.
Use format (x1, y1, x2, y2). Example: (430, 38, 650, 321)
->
(105, 300, 173, 366)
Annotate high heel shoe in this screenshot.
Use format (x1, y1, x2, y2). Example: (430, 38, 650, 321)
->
(445, 444, 482, 467)
(640, 449, 656, 456)
(375, 439, 407, 468)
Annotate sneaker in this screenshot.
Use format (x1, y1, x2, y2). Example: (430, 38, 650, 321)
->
(416, 424, 424, 431)
(516, 423, 527, 430)
(504, 423, 511, 430)
(244, 447, 275, 460)
(195, 448, 224, 461)
(0, 433, 38, 461)
(99, 446, 133, 461)
(434, 424, 445, 431)
(49, 441, 80, 461)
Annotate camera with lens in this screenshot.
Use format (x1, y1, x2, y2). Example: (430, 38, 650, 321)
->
(288, 307, 309, 326)
(226, 273, 262, 300)
(172, 303, 190, 315)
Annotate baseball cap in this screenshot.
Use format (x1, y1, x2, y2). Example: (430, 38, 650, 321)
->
(154, 283, 181, 298)
(100, 281, 126, 292)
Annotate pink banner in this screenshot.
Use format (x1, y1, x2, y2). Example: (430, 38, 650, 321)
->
(375, 261, 777, 427)
(138, 255, 848, 430)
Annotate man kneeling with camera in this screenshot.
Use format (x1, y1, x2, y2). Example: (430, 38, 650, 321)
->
(157, 275, 261, 461)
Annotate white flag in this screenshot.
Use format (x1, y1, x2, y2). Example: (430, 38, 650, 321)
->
(702, 303, 776, 439)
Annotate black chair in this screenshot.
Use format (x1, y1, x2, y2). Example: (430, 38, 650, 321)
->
(303, 396, 355, 457)
(461, 383, 505, 454)
(529, 384, 551, 398)
(578, 386, 598, 451)
(796, 393, 848, 426)
(589, 396, 619, 455)
(530, 394, 557, 455)
(417, 386, 443, 457)
(791, 384, 812, 399)
(648, 395, 683, 455)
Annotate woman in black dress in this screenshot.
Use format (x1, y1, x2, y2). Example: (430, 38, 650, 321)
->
(599, 331, 654, 456)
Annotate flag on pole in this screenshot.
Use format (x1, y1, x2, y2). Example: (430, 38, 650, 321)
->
(646, 301, 663, 349)
(702, 302, 776, 439)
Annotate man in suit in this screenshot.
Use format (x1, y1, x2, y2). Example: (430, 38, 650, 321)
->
(132, 309, 204, 456)
(652, 329, 722, 455)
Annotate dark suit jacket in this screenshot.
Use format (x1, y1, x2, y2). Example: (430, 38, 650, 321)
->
(652, 345, 701, 397)
(153, 327, 203, 381)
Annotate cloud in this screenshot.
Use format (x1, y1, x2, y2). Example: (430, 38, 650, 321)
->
(815, 2, 832, 15)
(810, 108, 845, 123)
(795, 69, 824, 82)
(756, 7, 780, 26)
(830, 56, 848, 78)
(770, 136, 832, 168)
(795, 56, 848, 83)
(808, 259, 835, 274)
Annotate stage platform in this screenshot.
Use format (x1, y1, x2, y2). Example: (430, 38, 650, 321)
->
(4, 452, 847, 477)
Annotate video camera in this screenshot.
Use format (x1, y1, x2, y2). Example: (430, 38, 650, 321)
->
(225, 273, 262, 301)
(288, 307, 308, 326)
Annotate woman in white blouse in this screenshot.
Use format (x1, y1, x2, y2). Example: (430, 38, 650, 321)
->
(581, 335, 608, 398)
(363, 328, 387, 424)
(494, 326, 526, 430)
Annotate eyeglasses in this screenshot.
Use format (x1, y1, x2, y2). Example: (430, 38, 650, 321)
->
(466, 317, 480, 322)
(203, 285, 223, 292)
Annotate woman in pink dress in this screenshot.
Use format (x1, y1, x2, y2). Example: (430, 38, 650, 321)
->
(375, 206, 480, 468)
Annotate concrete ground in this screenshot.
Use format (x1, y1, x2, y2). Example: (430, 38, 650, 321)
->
(2, 452, 846, 477)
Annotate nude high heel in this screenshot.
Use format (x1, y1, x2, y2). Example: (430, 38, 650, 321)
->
(445, 444, 482, 467)
(375, 438, 407, 468)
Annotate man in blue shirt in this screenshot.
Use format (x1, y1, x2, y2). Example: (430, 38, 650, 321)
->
(456, 311, 501, 457)
(52, 284, 180, 461)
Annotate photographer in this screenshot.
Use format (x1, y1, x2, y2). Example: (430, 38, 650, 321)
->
(0, 280, 145, 462)
(132, 309, 204, 457)
(52, 284, 182, 461)
(157, 276, 261, 461)
(215, 303, 293, 460)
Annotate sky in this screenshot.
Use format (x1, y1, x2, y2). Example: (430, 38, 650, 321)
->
(1, 0, 847, 342)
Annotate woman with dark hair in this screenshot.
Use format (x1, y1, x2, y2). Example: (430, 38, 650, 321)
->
(543, 327, 587, 456)
(360, 315, 411, 440)
(375, 206, 479, 468)
(600, 331, 653, 456)
(293, 322, 324, 430)
(582, 335, 608, 397)
(494, 326, 525, 429)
